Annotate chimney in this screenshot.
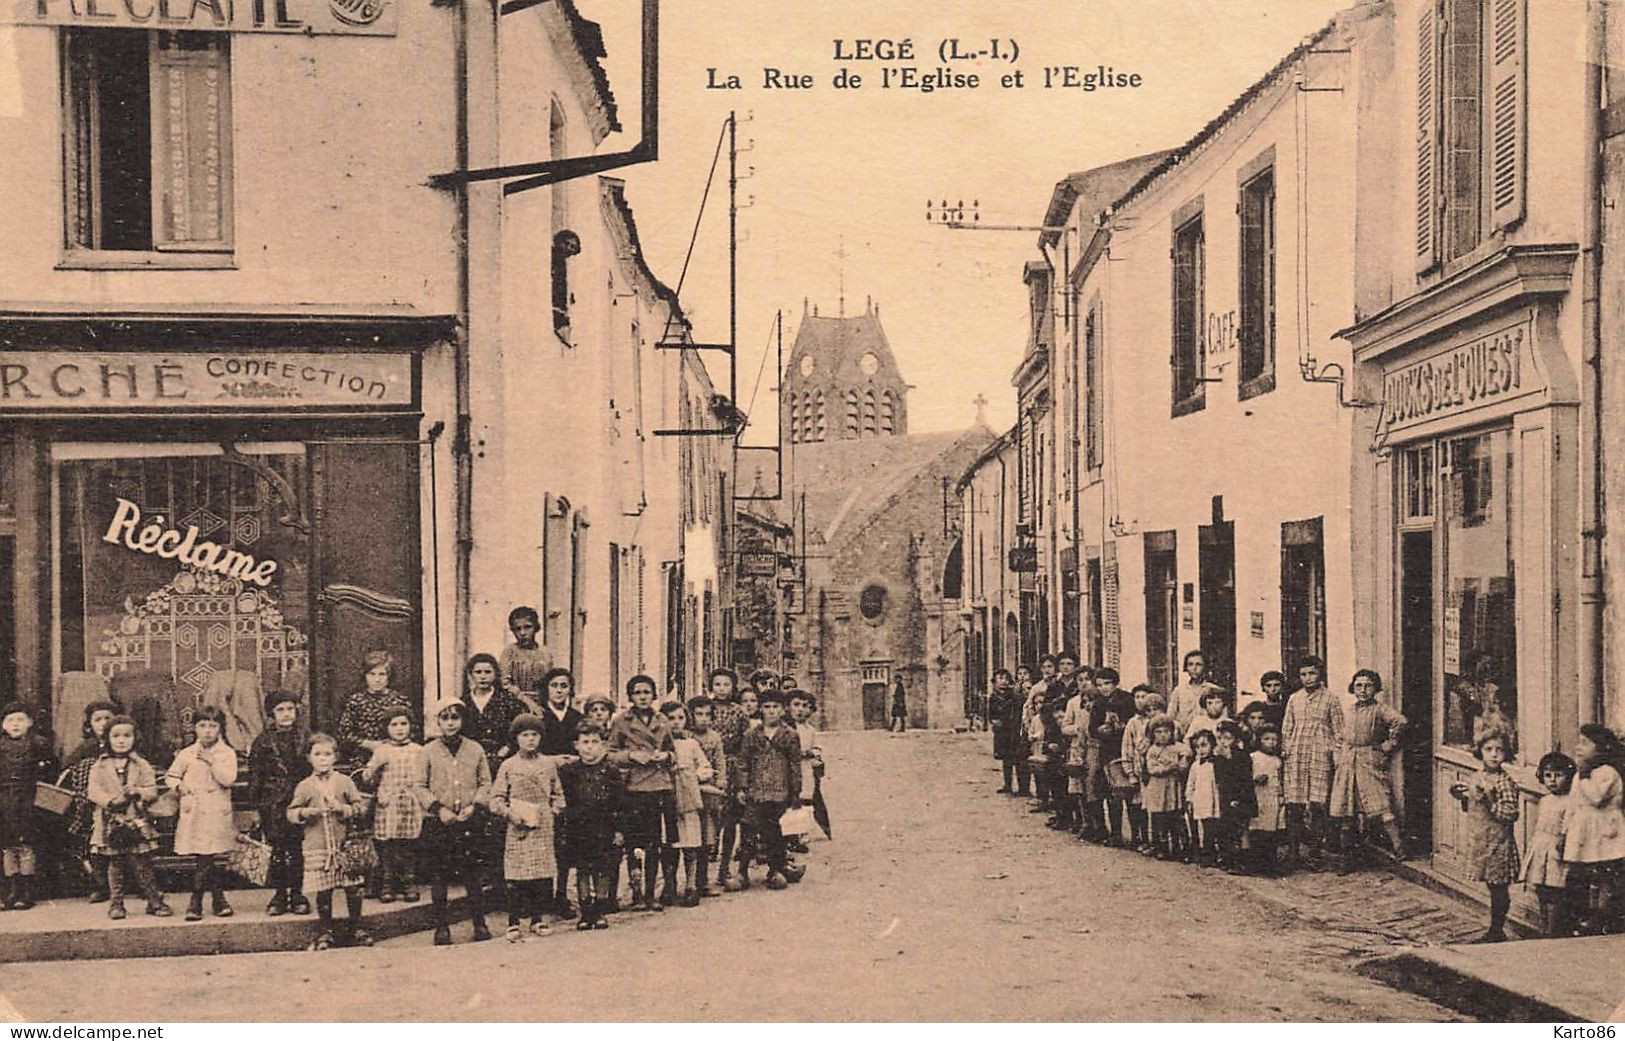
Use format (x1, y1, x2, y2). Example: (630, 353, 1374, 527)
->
(803, 297, 809, 316)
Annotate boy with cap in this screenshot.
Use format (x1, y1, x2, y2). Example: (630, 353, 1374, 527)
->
(1, 702, 56, 910)
(607, 675, 678, 911)
(413, 698, 493, 945)
(490, 713, 565, 940)
(558, 723, 625, 929)
(734, 689, 803, 890)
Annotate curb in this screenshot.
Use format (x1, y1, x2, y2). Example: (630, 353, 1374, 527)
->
(0, 893, 470, 963)
(1357, 950, 1584, 1022)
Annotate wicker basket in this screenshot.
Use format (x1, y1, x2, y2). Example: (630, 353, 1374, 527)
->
(34, 782, 75, 815)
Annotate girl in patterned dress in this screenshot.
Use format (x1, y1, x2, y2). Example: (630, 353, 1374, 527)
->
(1523, 751, 1577, 937)
(490, 714, 565, 941)
(287, 733, 370, 950)
(1280, 655, 1343, 870)
(662, 700, 714, 906)
(363, 706, 423, 903)
(1451, 729, 1520, 943)
(63, 700, 121, 903)
(1330, 669, 1407, 870)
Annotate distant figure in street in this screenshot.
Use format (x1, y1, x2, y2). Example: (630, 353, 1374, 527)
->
(889, 677, 908, 732)
(1450, 730, 1520, 943)
(988, 669, 1026, 795)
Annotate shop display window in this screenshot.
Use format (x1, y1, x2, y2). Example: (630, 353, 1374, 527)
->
(53, 446, 310, 752)
(1439, 429, 1517, 754)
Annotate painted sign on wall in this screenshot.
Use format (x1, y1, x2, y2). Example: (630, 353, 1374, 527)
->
(0, 351, 412, 410)
(1381, 320, 1539, 432)
(7, 0, 396, 35)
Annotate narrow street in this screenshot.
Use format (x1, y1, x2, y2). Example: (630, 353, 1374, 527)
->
(1, 730, 1464, 1022)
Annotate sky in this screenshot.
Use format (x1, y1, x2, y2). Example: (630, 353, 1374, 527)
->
(585, 0, 1353, 443)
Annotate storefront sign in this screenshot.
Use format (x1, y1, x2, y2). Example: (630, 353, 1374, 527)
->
(0, 351, 411, 410)
(103, 498, 279, 587)
(1381, 321, 1537, 432)
(6, 0, 396, 34)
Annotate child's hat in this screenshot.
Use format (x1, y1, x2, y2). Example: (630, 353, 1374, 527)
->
(583, 695, 616, 713)
(1, 701, 33, 722)
(1141, 690, 1167, 711)
(1146, 711, 1175, 733)
(263, 690, 301, 716)
(509, 713, 545, 741)
(430, 697, 469, 721)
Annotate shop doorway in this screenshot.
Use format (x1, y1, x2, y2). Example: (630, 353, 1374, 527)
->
(1198, 519, 1237, 691)
(1399, 529, 1435, 852)
(1143, 532, 1178, 695)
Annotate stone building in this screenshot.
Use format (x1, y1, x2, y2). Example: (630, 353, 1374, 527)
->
(771, 302, 993, 728)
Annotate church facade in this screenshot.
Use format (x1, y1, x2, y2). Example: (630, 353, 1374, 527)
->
(772, 301, 993, 729)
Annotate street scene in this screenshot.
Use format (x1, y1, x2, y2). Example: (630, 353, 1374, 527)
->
(1, 0, 1624, 1026)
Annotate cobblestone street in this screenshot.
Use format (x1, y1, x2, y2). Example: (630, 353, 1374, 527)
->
(0, 731, 1470, 1022)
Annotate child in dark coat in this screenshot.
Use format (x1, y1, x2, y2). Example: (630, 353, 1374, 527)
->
(557, 723, 625, 930)
(64, 699, 121, 903)
(249, 691, 313, 917)
(1213, 721, 1257, 874)
(1, 702, 57, 910)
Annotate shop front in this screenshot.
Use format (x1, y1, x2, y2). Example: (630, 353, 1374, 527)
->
(1346, 246, 1582, 913)
(0, 318, 444, 762)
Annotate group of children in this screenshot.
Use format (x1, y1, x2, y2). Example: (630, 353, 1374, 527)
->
(0, 658, 827, 953)
(987, 649, 1625, 942)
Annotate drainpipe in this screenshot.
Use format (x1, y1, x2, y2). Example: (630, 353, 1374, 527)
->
(1581, 0, 1607, 725)
(452, 0, 474, 673)
(996, 449, 1008, 669)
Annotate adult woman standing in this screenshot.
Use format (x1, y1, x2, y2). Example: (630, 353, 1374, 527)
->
(890, 677, 908, 733)
(336, 651, 416, 765)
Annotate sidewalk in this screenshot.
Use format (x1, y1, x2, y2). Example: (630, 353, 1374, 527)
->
(1361, 935, 1625, 1022)
(0, 886, 471, 963)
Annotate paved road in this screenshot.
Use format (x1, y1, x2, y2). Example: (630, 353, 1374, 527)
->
(1, 730, 1460, 1022)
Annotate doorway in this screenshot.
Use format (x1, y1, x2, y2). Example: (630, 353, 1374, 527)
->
(1143, 532, 1178, 695)
(1198, 521, 1237, 691)
(1400, 529, 1435, 852)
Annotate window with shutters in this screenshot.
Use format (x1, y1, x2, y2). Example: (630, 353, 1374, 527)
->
(1416, 0, 1526, 275)
(1170, 208, 1206, 417)
(64, 30, 232, 257)
(1084, 300, 1103, 471)
(1103, 542, 1121, 670)
(1238, 160, 1277, 400)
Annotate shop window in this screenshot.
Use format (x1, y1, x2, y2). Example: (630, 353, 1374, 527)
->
(1238, 164, 1277, 399)
(1402, 445, 1437, 521)
(1416, 0, 1526, 272)
(1170, 209, 1206, 416)
(55, 448, 311, 745)
(1441, 429, 1518, 753)
(65, 30, 233, 254)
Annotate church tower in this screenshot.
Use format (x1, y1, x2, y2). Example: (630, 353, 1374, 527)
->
(781, 297, 909, 444)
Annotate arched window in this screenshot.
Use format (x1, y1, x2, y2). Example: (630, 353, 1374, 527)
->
(862, 388, 877, 436)
(789, 394, 803, 444)
(844, 390, 860, 437)
(812, 390, 827, 440)
(880, 391, 896, 434)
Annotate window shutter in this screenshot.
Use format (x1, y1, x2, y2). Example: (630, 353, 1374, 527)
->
(1415, 3, 1442, 273)
(1488, 0, 1526, 231)
(150, 33, 231, 251)
(1103, 542, 1120, 669)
